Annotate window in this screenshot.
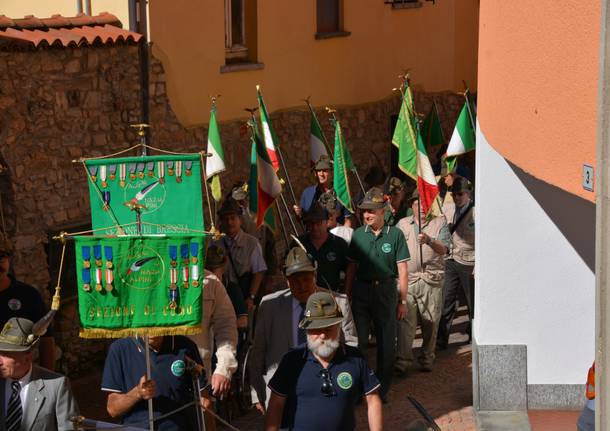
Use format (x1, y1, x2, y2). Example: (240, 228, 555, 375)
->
(384, 0, 424, 10)
(315, 0, 350, 39)
(225, 0, 248, 62)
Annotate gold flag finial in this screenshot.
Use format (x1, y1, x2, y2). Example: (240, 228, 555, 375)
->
(130, 123, 150, 137)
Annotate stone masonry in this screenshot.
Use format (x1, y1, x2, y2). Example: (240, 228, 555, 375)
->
(0, 42, 465, 375)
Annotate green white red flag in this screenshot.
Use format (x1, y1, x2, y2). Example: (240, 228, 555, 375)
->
(416, 129, 439, 216)
(251, 124, 282, 226)
(205, 105, 225, 202)
(446, 99, 476, 157)
(332, 119, 354, 213)
(249, 127, 278, 230)
(308, 106, 329, 165)
(392, 83, 417, 181)
(257, 86, 280, 171)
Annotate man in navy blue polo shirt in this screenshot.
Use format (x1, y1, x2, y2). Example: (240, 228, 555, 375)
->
(265, 292, 382, 431)
(101, 335, 206, 430)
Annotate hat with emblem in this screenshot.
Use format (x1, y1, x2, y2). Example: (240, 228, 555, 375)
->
(407, 188, 419, 205)
(217, 198, 241, 216)
(451, 176, 473, 194)
(358, 187, 388, 210)
(388, 177, 406, 195)
(284, 246, 316, 276)
(313, 155, 333, 171)
(318, 190, 338, 212)
(298, 291, 344, 330)
(205, 244, 227, 270)
(231, 183, 248, 201)
(0, 318, 40, 352)
(0, 236, 14, 257)
(303, 203, 328, 223)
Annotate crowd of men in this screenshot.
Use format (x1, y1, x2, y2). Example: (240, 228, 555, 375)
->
(0, 154, 475, 430)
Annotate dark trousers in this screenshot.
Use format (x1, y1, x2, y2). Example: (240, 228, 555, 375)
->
(351, 278, 397, 399)
(437, 259, 474, 346)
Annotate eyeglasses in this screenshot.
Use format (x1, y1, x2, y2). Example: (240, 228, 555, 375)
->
(318, 369, 336, 397)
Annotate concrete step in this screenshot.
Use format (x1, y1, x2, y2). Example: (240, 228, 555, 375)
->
(476, 411, 531, 431)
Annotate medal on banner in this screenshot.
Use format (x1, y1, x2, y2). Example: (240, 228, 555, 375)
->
(137, 162, 145, 179)
(102, 191, 111, 211)
(190, 242, 199, 287)
(147, 161, 155, 177)
(157, 161, 165, 184)
(129, 163, 137, 181)
(93, 245, 103, 268)
(169, 245, 177, 268)
(88, 165, 98, 182)
(95, 267, 103, 292)
(167, 160, 175, 176)
(175, 161, 183, 183)
(185, 160, 193, 176)
(109, 164, 117, 181)
(105, 268, 113, 292)
(119, 164, 127, 187)
(82, 246, 91, 269)
(180, 244, 189, 288)
(169, 266, 178, 309)
(100, 165, 108, 188)
(82, 268, 91, 292)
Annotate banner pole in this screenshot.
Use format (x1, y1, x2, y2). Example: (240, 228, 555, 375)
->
(144, 336, 154, 431)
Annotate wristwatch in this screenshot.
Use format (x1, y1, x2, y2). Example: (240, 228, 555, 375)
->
(249, 294, 256, 300)
(400, 299, 407, 305)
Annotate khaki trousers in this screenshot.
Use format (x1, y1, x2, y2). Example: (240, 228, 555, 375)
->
(396, 278, 443, 370)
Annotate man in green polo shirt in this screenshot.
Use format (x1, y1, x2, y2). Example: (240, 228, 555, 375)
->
(345, 187, 410, 402)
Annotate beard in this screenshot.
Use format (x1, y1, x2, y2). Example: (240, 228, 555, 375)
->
(307, 336, 340, 359)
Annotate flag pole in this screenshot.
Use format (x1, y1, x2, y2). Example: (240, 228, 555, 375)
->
(304, 97, 333, 156)
(460, 83, 476, 135)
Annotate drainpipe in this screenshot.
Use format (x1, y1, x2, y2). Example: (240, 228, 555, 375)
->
(128, 0, 138, 32)
(76, 0, 83, 14)
(84, 0, 92, 15)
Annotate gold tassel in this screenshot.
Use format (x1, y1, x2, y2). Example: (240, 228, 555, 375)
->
(79, 325, 203, 339)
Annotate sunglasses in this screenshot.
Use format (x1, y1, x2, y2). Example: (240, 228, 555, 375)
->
(319, 369, 336, 397)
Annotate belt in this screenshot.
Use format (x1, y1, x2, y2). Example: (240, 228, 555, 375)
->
(360, 278, 394, 286)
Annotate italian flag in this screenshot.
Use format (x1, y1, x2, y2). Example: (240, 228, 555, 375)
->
(446, 100, 476, 157)
(249, 128, 278, 230)
(257, 86, 280, 171)
(252, 125, 282, 226)
(416, 131, 439, 216)
(205, 105, 225, 202)
(393, 83, 417, 181)
(333, 119, 354, 213)
(309, 106, 329, 166)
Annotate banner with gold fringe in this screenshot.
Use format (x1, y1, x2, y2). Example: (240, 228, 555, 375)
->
(74, 234, 205, 338)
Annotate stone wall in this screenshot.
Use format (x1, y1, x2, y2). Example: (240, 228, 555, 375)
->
(0, 43, 465, 376)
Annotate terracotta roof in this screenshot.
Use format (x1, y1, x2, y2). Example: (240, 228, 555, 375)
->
(0, 12, 142, 48)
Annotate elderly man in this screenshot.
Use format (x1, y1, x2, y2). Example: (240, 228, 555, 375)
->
(0, 317, 78, 431)
(437, 176, 475, 349)
(395, 190, 450, 374)
(294, 155, 354, 228)
(102, 335, 206, 430)
(249, 247, 357, 414)
(265, 291, 382, 431)
(345, 187, 410, 402)
(0, 237, 55, 370)
(296, 203, 349, 292)
(215, 198, 267, 310)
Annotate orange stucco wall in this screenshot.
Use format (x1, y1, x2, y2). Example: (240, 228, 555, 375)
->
(477, 0, 600, 201)
(149, 0, 479, 124)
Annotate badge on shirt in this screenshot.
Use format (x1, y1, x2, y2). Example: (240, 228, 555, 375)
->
(381, 243, 392, 254)
(337, 372, 353, 390)
(8, 299, 21, 311)
(171, 359, 186, 377)
(326, 252, 336, 262)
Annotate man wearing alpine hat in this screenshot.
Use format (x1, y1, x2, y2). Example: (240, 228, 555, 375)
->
(345, 187, 410, 402)
(0, 317, 79, 431)
(265, 291, 382, 431)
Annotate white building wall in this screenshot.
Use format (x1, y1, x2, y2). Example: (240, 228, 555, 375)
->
(474, 122, 595, 385)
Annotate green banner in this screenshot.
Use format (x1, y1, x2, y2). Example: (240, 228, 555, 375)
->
(85, 155, 204, 235)
(74, 234, 205, 338)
